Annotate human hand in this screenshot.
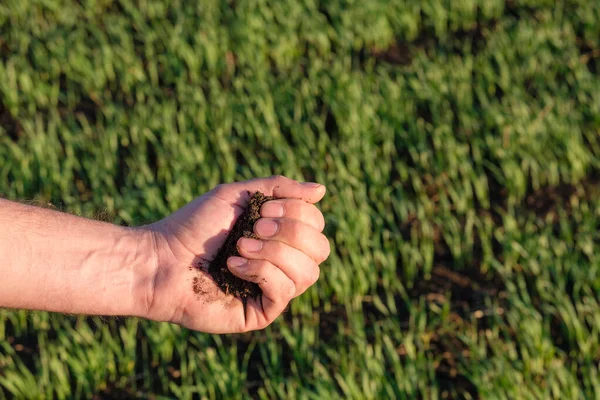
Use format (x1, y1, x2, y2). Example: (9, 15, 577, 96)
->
(140, 176, 330, 333)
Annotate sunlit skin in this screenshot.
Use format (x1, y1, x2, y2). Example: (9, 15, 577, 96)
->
(0, 176, 330, 333)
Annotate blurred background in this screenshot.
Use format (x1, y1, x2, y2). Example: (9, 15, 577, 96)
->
(1, 0, 599, 398)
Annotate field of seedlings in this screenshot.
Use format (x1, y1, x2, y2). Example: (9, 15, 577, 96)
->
(1, 0, 599, 398)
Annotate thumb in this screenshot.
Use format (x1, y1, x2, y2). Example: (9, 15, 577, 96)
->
(210, 175, 327, 206)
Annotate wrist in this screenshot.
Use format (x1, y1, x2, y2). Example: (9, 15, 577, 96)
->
(71, 224, 159, 318)
(129, 221, 197, 325)
(127, 226, 161, 319)
(74, 225, 158, 318)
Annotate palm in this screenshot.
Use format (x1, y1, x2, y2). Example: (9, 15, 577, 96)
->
(150, 189, 252, 333)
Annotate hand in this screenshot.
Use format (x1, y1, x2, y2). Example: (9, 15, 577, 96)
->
(141, 176, 330, 333)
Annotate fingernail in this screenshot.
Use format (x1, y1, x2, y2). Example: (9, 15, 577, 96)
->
(238, 238, 263, 252)
(301, 182, 321, 188)
(228, 256, 248, 268)
(261, 202, 284, 218)
(255, 219, 279, 238)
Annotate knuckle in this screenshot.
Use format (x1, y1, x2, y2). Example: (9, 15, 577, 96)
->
(284, 282, 296, 299)
(256, 318, 273, 331)
(211, 183, 227, 196)
(304, 203, 325, 231)
(252, 258, 265, 268)
(270, 174, 288, 183)
(243, 259, 258, 274)
(254, 259, 271, 274)
(317, 212, 326, 231)
(318, 235, 331, 262)
(289, 223, 303, 243)
(269, 241, 286, 259)
(296, 200, 309, 217)
(302, 263, 319, 287)
(311, 267, 321, 284)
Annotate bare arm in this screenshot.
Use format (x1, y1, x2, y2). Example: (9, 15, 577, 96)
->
(0, 198, 154, 317)
(0, 176, 330, 333)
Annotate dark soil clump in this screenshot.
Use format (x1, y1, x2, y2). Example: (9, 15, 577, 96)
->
(208, 191, 275, 299)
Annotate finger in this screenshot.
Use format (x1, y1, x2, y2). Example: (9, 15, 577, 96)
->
(260, 199, 326, 232)
(269, 176, 326, 204)
(211, 175, 326, 206)
(253, 218, 330, 263)
(227, 257, 295, 329)
(236, 238, 320, 296)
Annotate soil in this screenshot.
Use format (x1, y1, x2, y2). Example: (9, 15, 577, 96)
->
(207, 191, 275, 300)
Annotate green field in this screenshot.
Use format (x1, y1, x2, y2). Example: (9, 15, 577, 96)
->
(1, 0, 600, 398)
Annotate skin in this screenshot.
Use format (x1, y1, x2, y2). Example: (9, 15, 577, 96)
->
(0, 176, 330, 334)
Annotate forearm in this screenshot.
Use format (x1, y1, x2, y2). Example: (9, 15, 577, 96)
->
(0, 198, 155, 317)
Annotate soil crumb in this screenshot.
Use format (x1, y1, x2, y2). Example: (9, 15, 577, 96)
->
(207, 191, 275, 299)
(192, 276, 207, 296)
